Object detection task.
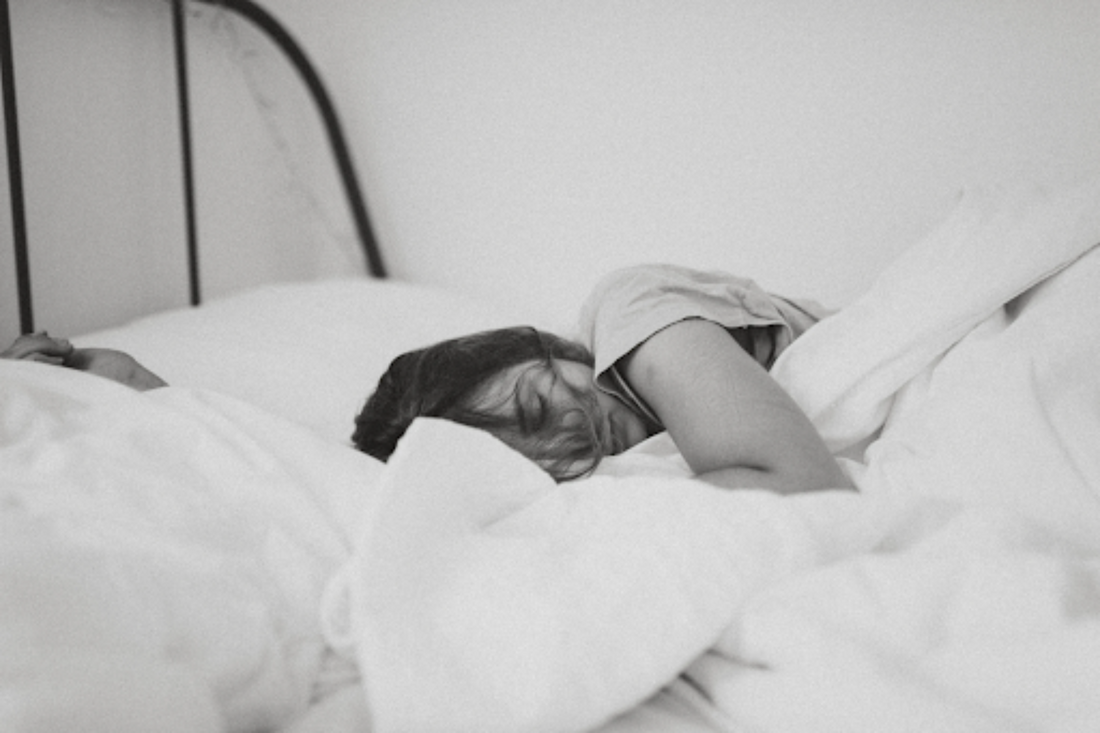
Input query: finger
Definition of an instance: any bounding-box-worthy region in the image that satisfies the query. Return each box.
[3,333,74,360]
[48,337,74,355]
[0,333,48,359]
[24,353,66,366]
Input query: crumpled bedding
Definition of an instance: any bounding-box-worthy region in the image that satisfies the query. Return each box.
[322,176,1100,733]
[0,366,382,732]
[772,176,1100,547]
[3,175,1100,733]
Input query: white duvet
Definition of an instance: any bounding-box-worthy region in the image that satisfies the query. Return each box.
[0,369,381,732]
[2,176,1099,733]
[327,177,1100,733]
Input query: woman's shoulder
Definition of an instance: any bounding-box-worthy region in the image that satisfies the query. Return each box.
[578,265,754,372]
[586,263,760,298]
[583,264,737,319]
[579,264,688,336]
[579,263,775,334]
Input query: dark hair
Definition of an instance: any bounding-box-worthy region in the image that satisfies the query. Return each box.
[352,326,607,481]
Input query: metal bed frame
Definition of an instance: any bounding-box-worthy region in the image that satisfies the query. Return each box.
[0,0,387,335]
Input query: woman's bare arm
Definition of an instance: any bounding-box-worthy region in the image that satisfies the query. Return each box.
[65,348,168,392]
[618,319,852,493]
[2,332,166,391]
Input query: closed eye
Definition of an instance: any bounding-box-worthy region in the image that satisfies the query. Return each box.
[520,394,550,433]
[513,368,551,433]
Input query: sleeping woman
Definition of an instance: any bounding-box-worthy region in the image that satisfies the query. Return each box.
[353,264,853,494]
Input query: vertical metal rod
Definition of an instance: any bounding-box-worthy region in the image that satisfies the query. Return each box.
[172,0,201,306]
[0,0,33,333]
[193,0,387,278]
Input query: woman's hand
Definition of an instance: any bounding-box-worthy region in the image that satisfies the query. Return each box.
[2,332,166,391]
[618,319,852,494]
[0,331,74,364]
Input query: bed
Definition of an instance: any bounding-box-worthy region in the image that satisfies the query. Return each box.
[4,5,1100,733]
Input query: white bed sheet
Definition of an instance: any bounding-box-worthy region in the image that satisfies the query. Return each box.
[3,177,1099,732]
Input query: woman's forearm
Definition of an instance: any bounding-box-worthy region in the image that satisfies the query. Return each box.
[620,319,852,493]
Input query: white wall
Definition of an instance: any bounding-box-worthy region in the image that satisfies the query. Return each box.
[278,0,1100,320]
[3,0,1100,346]
[0,0,364,346]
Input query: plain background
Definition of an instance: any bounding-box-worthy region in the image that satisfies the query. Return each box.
[3,0,1100,344]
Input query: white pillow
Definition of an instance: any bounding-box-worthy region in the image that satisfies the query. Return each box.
[76,278,517,444]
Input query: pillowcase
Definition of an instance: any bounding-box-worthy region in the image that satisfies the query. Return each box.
[76,278,519,444]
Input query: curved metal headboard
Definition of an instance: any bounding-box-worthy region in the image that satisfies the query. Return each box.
[0,0,30,333]
[1,0,387,334]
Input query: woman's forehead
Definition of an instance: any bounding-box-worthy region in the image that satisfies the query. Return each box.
[553,359,595,389]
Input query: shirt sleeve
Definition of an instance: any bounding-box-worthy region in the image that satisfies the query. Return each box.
[576,263,828,426]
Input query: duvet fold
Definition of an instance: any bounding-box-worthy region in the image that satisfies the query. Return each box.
[328,418,880,733]
[330,174,1100,733]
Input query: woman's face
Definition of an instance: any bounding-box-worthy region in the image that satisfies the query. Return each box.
[481,358,650,456]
